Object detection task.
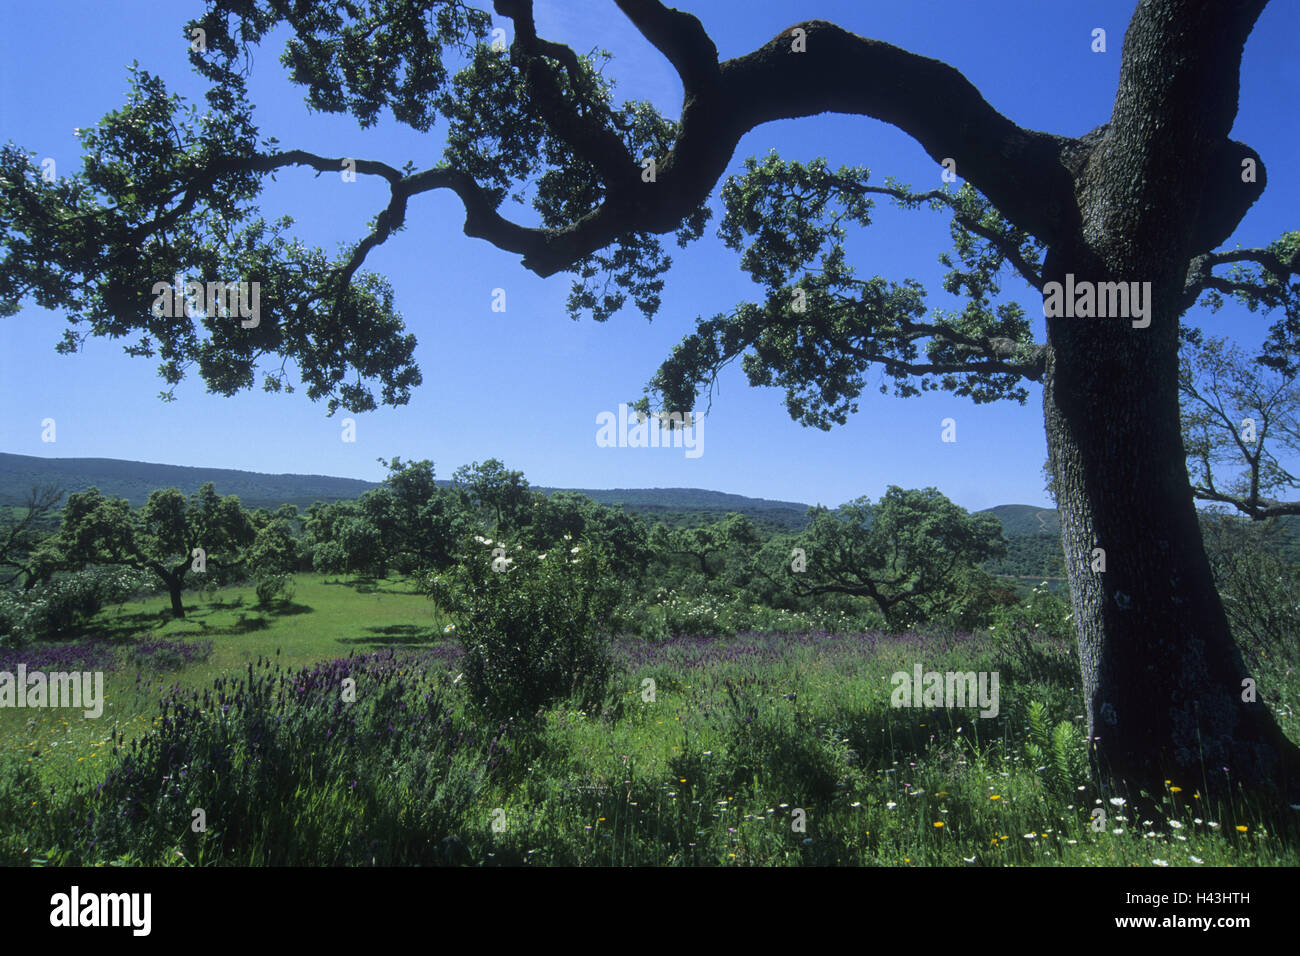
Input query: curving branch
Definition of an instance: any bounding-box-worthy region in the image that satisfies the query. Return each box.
[614,0,720,94]
[237,9,1080,282]
[1182,245,1300,312]
[493,0,636,191]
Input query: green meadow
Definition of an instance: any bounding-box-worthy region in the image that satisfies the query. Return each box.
[0,574,452,786]
[2,572,1296,867]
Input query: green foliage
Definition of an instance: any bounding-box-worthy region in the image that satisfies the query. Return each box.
[1196,231,1300,377]
[0,565,155,646]
[1200,510,1300,673]
[988,582,1073,639]
[648,512,760,581]
[3,569,1297,866]
[789,487,1006,630]
[982,532,1066,579]
[0,484,64,590]
[362,458,468,573]
[522,492,651,581]
[254,573,295,607]
[1024,700,1088,794]
[304,501,385,577]
[246,519,299,577]
[426,536,618,720]
[681,677,845,806]
[986,583,1078,685]
[40,653,506,866]
[647,154,1042,424]
[56,482,255,616]
[0,42,423,415]
[451,459,532,535]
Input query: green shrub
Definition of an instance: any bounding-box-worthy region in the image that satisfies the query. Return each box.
[1024,699,1089,794]
[985,583,1078,684]
[254,573,295,607]
[425,535,618,719]
[68,652,508,865]
[0,566,152,646]
[1200,510,1300,668]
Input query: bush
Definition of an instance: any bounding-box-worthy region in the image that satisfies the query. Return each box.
[0,566,151,646]
[64,652,509,865]
[255,573,295,607]
[985,583,1078,685]
[312,540,348,576]
[1024,699,1089,794]
[988,582,1073,639]
[425,535,618,719]
[1200,510,1300,668]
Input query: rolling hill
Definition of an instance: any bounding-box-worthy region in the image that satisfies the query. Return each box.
[1,452,1071,564]
[0,452,815,526]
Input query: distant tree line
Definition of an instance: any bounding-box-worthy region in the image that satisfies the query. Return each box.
[4,452,1297,654]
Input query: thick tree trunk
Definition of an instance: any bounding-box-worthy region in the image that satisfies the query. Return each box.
[1042,248,1300,802]
[1026,0,1300,805]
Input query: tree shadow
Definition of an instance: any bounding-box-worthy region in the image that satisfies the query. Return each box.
[252,600,313,617]
[182,611,271,636]
[338,623,444,647]
[203,613,270,635]
[319,576,419,595]
[71,609,176,644]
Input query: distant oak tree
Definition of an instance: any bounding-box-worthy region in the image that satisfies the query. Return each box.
[57,483,254,617]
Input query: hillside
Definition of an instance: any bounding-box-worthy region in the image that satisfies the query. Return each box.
[0,453,813,526]
[0,453,377,511]
[2,452,1084,568]
[980,504,1061,537]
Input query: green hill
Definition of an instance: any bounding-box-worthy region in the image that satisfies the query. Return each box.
[0,453,376,511]
[981,504,1061,537]
[0,452,1076,563]
[0,453,814,527]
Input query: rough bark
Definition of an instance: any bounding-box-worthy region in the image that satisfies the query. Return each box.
[1040,0,1299,800]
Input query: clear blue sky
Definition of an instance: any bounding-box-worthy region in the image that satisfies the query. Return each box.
[2,1,1297,511]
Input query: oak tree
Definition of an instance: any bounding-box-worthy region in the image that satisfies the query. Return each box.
[57,483,254,617]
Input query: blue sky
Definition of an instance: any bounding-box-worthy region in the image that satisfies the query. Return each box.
[2,0,1297,512]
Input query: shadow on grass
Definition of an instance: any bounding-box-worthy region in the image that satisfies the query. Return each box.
[338,623,445,647]
[254,600,313,617]
[64,595,314,646]
[182,612,271,636]
[70,609,176,644]
[318,576,420,595]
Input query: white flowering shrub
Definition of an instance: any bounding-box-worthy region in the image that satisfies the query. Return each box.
[0,566,155,647]
[424,535,618,719]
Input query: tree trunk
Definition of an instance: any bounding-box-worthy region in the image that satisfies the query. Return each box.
[1042,247,1300,803]
[166,578,186,618]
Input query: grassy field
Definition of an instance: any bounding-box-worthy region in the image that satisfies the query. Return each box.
[0,574,454,789]
[1,573,1297,866]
